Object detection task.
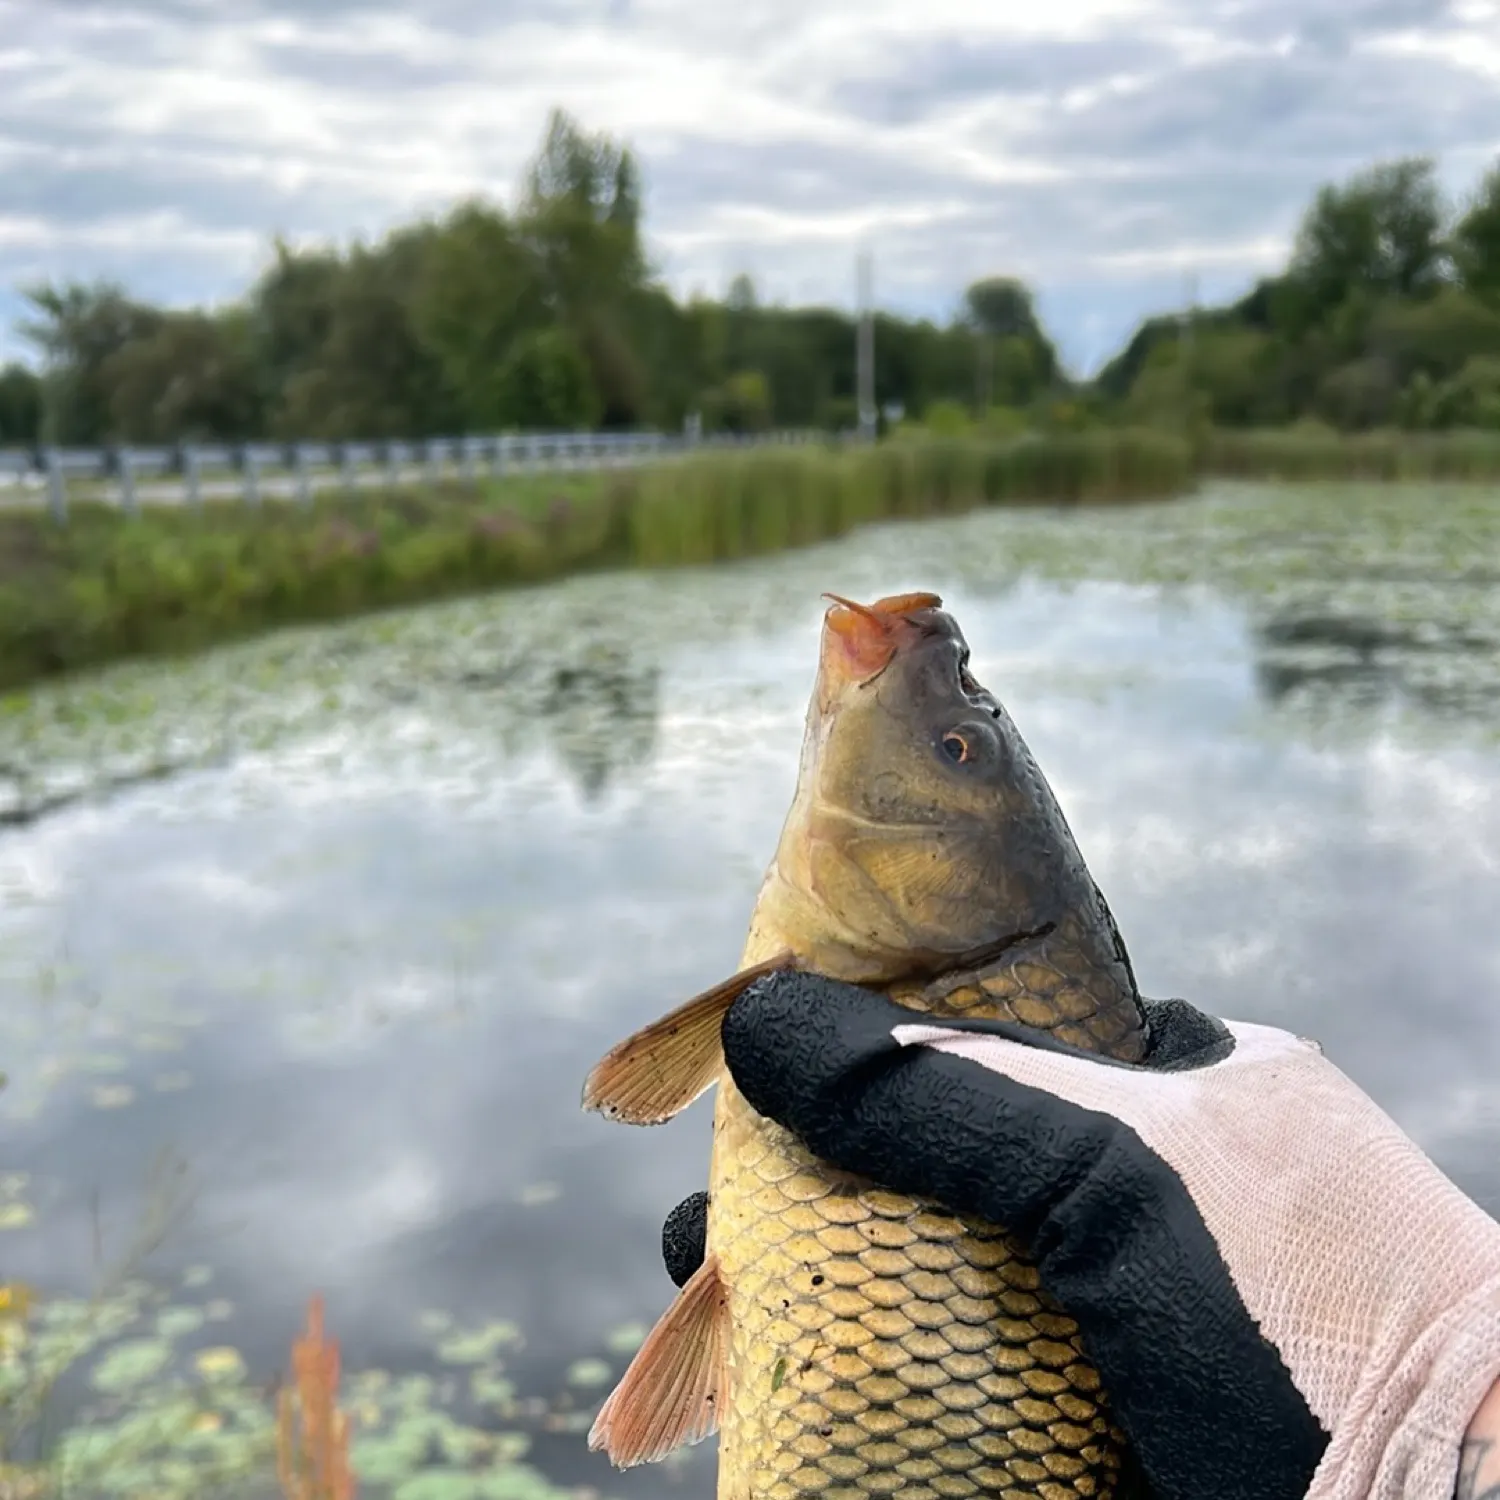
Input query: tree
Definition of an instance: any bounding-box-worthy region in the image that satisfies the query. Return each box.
[962,277,1058,398]
[1452,160,1500,309]
[101,310,263,443]
[726,274,757,313]
[1411,355,1500,429]
[410,199,547,430]
[1177,327,1282,427]
[520,109,646,316]
[18,281,165,443]
[494,327,600,429]
[573,311,650,427]
[965,278,1036,338]
[1124,341,1210,431]
[1364,288,1500,383]
[702,369,772,433]
[518,110,650,423]
[248,242,344,394]
[268,226,455,440]
[1096,153,1500,426]
[1287,157,1447,326]
[1313,356,1401,430]
[0,364,42,446]
[620,286,700,428]
[0,107,1082,444]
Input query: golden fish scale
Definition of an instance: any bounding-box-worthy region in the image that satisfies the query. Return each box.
[709,938,1147,1500]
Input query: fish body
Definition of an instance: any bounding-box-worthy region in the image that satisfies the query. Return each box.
[585,592,1149,1498]
[710,920,1144,1500]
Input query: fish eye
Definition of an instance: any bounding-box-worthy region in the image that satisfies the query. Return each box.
[940,732,971,764]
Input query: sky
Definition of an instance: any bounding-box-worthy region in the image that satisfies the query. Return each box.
[2,0,1499,378]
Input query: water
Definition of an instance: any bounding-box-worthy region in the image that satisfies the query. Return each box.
[2,480,1499,1498]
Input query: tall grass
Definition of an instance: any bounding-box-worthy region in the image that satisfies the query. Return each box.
[1202,426,1500,481]
[620,431,1190,567]
[0,432,1193,692]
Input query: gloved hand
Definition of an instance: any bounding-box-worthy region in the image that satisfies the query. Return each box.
[658,973,1500,1500]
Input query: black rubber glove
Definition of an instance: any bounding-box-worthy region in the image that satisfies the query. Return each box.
[656,971,1500,1500]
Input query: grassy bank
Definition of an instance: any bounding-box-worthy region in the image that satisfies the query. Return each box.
[0,431,1191,693]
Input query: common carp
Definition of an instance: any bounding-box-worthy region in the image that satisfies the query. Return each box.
[583,591,1149,1499]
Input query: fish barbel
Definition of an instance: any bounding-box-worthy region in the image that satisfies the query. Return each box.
[583,590,1149,1499]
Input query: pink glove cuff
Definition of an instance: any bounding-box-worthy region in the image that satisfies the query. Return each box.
[1311,1272,1500,1500]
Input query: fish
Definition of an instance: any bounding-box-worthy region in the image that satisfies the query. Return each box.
[582,590,1149,1500]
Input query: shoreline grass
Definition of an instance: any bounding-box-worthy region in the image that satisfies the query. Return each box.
[1199,425,1500,481]
[0,432,1191,695]
[4,424,1496,696]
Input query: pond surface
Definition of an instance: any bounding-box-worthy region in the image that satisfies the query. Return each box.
[2,480,1499,1499]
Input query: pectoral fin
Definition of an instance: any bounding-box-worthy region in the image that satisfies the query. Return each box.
[587,1253,730,1468]
[581,951,793,1125]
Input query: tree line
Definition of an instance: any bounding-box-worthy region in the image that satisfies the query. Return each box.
[1,110,1499,450]
[1098,156,1500,431]
[0,111,1058,449]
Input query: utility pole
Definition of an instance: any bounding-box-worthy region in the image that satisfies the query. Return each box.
[1180,269,1199,361]
[1180,267,1200,439]
[856,249,875,442]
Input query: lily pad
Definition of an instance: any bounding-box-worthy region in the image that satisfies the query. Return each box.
[604,1320,647,1355]
[80,1052,131,1074]
[435,1321,522,1365]
[391,1473,488,1500]
[565,1356,611,1389]
[0,1202,34,1230]
[89,1084,136,1110]
[193,1346,245,1381]
[91,1336,172,1393]
[468,1367,516,1411]
[155,1306,206,1340]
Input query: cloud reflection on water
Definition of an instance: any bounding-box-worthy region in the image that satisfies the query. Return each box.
[0,494,1497,1494]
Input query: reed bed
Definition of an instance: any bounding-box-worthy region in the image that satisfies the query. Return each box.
[623,431,1191,567]
[1202,426,1500,482]
[0,432,1193,692]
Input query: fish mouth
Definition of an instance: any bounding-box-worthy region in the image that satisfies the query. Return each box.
[819,591,943,694]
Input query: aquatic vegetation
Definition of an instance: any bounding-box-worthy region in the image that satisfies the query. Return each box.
[6,427,1498,697]
[0,434,1191,692]
[0,1274,269,1498]
[1202,426,1500,482]
[276,1296,355,1500]
[1,473,1497,1498]
[0,478,1494,828]
[0,1268,607,1500]
[623,431,1191,569]
[0,1129,586,1499]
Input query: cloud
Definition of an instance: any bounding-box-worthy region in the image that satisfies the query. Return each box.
[2,0,1498,372]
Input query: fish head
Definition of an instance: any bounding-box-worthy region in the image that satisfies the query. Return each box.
[771,589,1098,978]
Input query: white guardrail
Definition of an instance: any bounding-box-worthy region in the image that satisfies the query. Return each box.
[0,428,827,523]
